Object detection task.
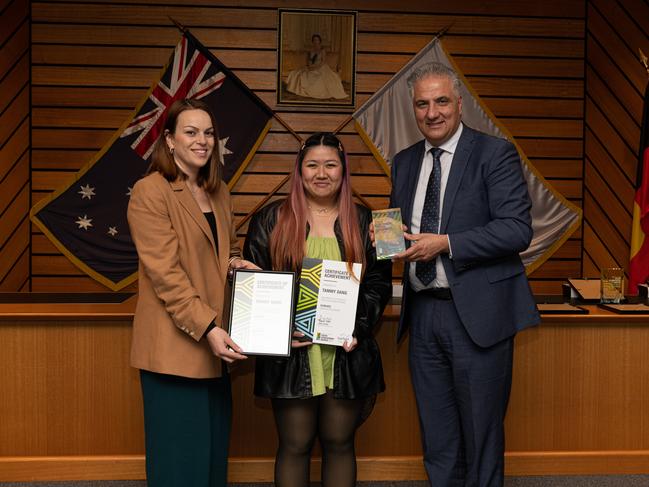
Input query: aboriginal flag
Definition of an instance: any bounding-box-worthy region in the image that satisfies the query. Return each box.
[629,84,649,294]
[30,31,273,290]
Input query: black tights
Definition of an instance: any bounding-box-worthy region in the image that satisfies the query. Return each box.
[271,390,366,487]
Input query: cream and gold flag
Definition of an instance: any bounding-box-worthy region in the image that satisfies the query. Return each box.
[353,37,581,273]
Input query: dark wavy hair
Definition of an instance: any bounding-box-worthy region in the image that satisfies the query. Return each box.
[146,98,222,193]
[269,132,365,276]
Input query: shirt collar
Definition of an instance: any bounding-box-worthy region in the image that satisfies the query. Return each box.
[424,122,463,156]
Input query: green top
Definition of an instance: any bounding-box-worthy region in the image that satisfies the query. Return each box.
[305,236,341,396]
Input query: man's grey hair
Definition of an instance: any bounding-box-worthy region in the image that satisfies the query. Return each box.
[406,62,462,97]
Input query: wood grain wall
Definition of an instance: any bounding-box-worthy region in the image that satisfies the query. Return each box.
[0,0,30,292]
[27,0,585,294]
[583,0,649,281]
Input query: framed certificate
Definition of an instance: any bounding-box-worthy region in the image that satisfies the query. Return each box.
[228,269,296,356]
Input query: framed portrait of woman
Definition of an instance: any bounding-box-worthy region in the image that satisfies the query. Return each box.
[277,9,357,109]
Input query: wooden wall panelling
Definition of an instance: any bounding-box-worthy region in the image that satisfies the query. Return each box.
[583,0,649,284]
[31,86,147,109]
[0,0,30,291]
[584,160,632,238]
[0,248,29,291]
[585,129,636,209]
[583,221,620,275]
[582,247,599,277]
[588,0,648,94]
[0,219,29,283]
[31,0,587,17]
[0,185,29,249]
[585,97,637,181]
[587,37,642,122]
[1,119,29,181]
[587,68,640,151]
[0,152,28,216]
[0,0,28,45]
[584,188,632,269]
[0,21,28,80]
[29,1,585,292]
[0,57,29,115]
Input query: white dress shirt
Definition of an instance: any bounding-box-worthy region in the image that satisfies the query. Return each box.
[409,123,463,291]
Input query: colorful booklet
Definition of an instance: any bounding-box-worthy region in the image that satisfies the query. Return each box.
[372,208,406,260]
[294,258,362,346]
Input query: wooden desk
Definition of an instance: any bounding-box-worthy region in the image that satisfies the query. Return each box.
[1,301,648,481]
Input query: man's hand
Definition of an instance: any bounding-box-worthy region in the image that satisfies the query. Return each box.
[395,233,449,262]
[206,326,248,363]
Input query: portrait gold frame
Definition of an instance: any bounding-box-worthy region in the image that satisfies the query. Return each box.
[276,9,357,109]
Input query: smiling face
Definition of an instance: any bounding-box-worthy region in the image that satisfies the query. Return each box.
[412,74,462,146]
[165,109,215,178]
[301,145,343,205]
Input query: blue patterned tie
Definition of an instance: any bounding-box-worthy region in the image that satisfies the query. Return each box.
[416,147,443,286]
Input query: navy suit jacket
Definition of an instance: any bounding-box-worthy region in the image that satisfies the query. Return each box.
[391,125,540,347]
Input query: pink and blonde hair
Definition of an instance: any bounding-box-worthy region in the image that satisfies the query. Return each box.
[269,132,365,276]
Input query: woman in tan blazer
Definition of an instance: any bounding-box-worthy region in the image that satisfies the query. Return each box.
[127,98,254,487]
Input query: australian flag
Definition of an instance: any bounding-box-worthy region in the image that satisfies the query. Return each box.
[30,31,273,290]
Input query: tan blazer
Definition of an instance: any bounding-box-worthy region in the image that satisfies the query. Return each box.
[127,172,240,379]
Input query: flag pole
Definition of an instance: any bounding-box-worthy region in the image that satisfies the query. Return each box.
[351,187,372,208]
[332,116,353,135]
[166,19,372,226]
[332,118,373,209]
[639,48,649,77]
[168,16,188,34]
[236,175,289,230]
[167,17,302,229]
[233,114,302,230]
[169,17,302,144]
[236,167,375,232]
[273,113,303,143]
[337,25,454,139]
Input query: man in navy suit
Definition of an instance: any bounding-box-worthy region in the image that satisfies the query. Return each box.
[389,62,540,486]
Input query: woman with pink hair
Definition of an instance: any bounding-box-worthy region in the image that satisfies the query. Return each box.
[244,132,391,487]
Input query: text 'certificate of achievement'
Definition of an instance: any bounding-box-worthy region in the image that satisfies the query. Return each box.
[228,269,295,356]
[294,258,361,346]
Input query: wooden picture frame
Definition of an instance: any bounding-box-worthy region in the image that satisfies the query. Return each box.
[277,8,357,109]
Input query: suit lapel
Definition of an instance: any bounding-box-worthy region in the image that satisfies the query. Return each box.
[403,140,426,227]
[441,126,475,232]
[170,180,218,257]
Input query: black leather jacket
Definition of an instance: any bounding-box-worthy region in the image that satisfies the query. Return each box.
[243,199,392,399]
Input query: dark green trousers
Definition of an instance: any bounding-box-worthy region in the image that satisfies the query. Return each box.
[140,369,232,487]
